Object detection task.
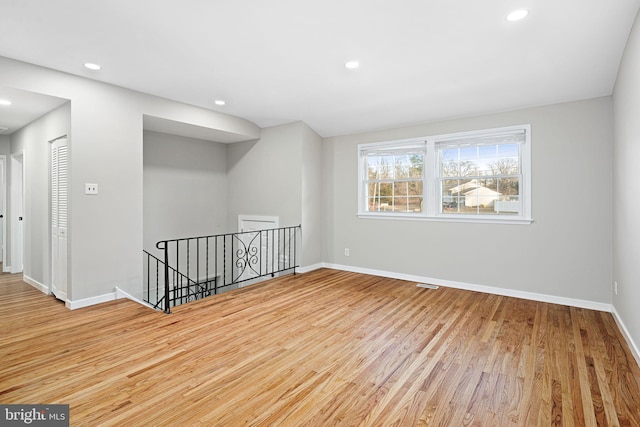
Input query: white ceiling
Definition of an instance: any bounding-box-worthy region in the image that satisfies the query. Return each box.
[1,0,639,137]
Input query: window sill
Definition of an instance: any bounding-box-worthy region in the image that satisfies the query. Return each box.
[357,213,534,225]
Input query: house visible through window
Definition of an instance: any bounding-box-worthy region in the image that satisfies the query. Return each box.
[358,125,531,223]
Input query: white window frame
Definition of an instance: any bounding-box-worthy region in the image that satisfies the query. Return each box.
[358,137,427,217]
[358,124,532,224]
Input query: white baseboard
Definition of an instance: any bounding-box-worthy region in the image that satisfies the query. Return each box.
[41,288,156,311]
[66,292,117,310]
[22,275,124,310]
[115,287,156,310]
[23,275,48,294]
[297,263,324,274]
[611,306,640,369]
[322,263,613,312]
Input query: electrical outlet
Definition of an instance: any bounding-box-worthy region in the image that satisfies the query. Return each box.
[614,281,618,295]
[85,183,98,195]
[344,248,350,256]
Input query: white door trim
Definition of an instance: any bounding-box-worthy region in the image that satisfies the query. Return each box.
[237,215,280,232]
[0,155,6,271]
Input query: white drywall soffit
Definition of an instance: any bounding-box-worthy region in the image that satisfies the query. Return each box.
[143,115,258,144]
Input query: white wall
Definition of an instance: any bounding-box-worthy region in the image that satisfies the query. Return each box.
[613,9,640,357]
[301,122,323,268]
[0,136,10,154]
[0,56,259,303]
[227,121,323,269]
[9,103,71,290]
[323,97,613,304]
[143,131,228,255]
[227,122,302,228]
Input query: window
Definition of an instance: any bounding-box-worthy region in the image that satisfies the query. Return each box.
[361,142,425,213]
[358,125,531,223]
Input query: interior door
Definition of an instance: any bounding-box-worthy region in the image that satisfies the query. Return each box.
[237,216,279,285]
[51,137,68,301]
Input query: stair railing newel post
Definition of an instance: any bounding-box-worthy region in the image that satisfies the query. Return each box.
[156,240,171,314]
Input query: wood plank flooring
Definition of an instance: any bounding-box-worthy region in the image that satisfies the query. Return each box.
[1,269,639,426]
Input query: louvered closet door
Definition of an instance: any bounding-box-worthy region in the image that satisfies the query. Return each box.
[51,137,68,301]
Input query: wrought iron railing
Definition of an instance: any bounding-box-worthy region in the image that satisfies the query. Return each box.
[143,225,300,313]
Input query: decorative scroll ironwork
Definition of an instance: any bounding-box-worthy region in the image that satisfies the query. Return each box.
[233,232,261,281]
[143,225,300,313]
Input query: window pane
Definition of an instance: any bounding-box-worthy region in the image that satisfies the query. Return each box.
[395,181,409,196]
[373,156,393,179]
[393,180,421,195]
[478,177,496,192]
[407,180,423,196]
[493,178,521,214]
[390,196,423,213]
[494,195,520,215]
[409,154,424,178]
[367,182,379,198]
[379,182,392,193]
[489,158,519,175]
[366,182,391,212]
[407,197,423,212]
[367,196,394,212]
[441,177,502,214]
[441,160,458,177]
[366,180,423,213]
[366,156,396,179]
[459,147,479,173]
[490,144,520,175]
[441,148,479,178]
[497,177,520,195]
[367,158,381,179]
[497,143,519,158]
[478,145,496,175]
[394,155,410,179]
[441,149,458,177]
[366,181,378,211]
[441,178,462,212]
[367,197,378,211]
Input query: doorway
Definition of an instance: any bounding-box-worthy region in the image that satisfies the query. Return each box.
[10,151,24,274]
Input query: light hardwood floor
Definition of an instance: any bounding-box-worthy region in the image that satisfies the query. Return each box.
[1,269,639,426]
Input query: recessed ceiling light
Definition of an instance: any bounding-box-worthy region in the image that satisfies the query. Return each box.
[84,62,101,70]
[345,61,360,69]
[214,100,226,106]
[506,9,529,22]
[0,99,11,106]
